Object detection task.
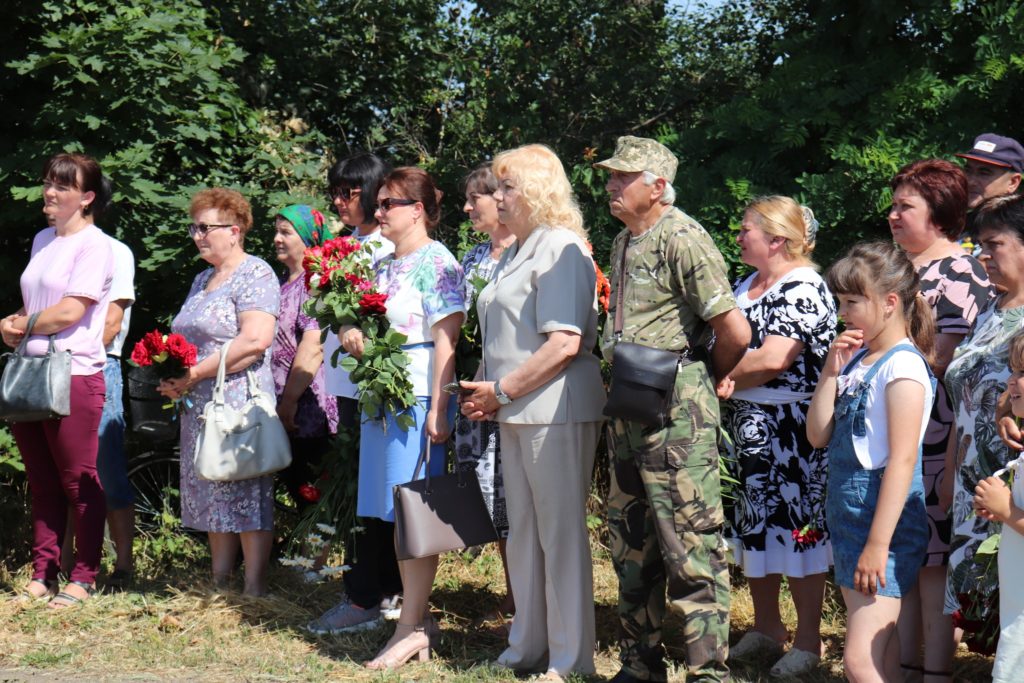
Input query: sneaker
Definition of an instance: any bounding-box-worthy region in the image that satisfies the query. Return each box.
[305,597,382,635]
[379,593,402,620]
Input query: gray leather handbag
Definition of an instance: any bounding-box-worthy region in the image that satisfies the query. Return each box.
[393,439,498,561]
[0,312,73,422]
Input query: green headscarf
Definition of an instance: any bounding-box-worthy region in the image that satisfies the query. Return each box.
[276,204,327,247]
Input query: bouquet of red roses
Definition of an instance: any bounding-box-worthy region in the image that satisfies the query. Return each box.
[302,236,416,430]
[128,330,198,381]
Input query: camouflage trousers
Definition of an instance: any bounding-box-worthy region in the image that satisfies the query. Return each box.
[607,361,730,682]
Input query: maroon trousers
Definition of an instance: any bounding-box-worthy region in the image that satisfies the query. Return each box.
[12,372,106,585]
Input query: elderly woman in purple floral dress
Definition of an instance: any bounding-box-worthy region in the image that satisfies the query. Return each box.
[159,188,280,597]
[269,205,339,508]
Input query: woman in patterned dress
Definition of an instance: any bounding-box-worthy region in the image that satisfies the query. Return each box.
[270,205,339,509]
[718,196,837,676]
[158,188,280,597]
[944,195,1024,643]
[887,159,991,682]
[338,167,466,670]
[454,162,518,629]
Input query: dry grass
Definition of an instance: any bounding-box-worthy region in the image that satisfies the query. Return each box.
[0,538,997,682]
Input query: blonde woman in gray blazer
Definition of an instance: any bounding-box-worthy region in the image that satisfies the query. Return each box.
[461,144,606,681]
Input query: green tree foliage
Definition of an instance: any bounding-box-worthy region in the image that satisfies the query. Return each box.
[2,0,1023,317]
[0,0,326,324]
[673,0,1024,268]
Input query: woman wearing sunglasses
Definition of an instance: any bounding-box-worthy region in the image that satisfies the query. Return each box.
[338,167,465,670]
[157,188,280,597]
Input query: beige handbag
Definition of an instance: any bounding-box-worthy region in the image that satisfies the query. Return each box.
[193,339,291,481]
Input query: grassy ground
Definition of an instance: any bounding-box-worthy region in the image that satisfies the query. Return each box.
[0,530,996,682]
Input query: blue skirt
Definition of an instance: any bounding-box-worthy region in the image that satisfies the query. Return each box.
[356,398,451,522]
[826,465,927,598]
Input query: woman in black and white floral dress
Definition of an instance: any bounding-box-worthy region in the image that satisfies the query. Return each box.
[716,196,836,677]
[453,163,518,628]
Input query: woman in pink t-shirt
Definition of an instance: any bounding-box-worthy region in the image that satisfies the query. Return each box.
[0,153,114,607]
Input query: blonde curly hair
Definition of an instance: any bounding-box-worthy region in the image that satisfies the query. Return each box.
[492,144,586,240]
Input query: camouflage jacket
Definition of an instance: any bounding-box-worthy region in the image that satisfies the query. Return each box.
[601,206,737,361]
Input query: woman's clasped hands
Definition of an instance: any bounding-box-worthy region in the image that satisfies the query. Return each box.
[458,380,498,422]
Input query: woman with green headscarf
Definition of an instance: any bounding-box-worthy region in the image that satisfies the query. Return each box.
[270,205,339,532]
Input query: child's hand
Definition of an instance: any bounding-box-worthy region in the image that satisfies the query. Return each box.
[826,329,864,376]
[854,541,888,596]
[974,476,1012,522]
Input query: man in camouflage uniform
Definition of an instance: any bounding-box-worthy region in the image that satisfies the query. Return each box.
[596,137,751,682]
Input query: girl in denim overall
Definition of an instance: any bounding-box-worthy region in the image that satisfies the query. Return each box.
[808,241,935,681]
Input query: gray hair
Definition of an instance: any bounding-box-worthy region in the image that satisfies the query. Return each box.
[642,171,676,205]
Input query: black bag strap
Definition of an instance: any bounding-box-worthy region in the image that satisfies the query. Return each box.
[613,236,629,338]
[611,235,698,363]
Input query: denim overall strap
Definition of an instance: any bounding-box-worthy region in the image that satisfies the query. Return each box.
[842,344,930,438]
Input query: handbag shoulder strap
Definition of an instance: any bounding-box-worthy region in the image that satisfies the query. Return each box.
[613,235,630,337]
[212,338,233,404]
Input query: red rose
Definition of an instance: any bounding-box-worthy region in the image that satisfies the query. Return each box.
[357,292,388,316]
[130,341,153,366]
[344,273,371,291]
[335,237,361,258]
[141,329,166,356]
[298,483,322,503]
[165,333,197,366]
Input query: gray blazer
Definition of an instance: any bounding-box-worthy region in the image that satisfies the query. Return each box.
[478,226,607,425]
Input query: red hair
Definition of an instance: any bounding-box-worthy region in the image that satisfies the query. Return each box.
[890,159,968,240]
[189,188,253,236]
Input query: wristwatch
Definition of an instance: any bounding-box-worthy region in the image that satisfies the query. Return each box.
[494,379,513,406]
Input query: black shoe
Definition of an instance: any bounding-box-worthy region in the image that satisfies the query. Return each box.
[609,669,648,683]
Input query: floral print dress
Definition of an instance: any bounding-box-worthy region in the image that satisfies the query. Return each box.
[916,253,992,566]
[722,267,837,578]
[944,298,1024,615]
[172,256,280,532]
[454,241,509,537]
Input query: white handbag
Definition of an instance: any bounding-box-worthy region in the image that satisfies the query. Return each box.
[193,339,292,481]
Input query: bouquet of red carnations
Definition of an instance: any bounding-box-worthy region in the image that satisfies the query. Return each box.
[128,330,198,381]
[302,236,416,430]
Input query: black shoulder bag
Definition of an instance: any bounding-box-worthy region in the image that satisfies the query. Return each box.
[603,236,697,429]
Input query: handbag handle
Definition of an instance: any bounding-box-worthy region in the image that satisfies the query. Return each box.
[211,338,264,406]
[409,430,461,496]
[10,312,57,357]
[211,338,233,405]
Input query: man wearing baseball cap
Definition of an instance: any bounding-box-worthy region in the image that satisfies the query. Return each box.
[956,133,1023,208]
[597,136,750,682]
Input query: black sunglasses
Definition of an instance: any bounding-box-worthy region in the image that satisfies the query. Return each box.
[329,186,361,201]
[374,198,418,213]
[188,222,234,238]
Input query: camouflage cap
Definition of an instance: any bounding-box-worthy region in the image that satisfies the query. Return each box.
[594,136,678,183]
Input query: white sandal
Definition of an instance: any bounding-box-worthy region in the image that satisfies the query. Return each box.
[729,630,786,660]
[770,647,822,678]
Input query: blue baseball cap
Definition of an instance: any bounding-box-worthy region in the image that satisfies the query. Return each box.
[956,133,1024,173]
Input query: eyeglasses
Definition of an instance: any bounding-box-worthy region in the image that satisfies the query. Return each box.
[188,222,234,238]
[374,198,418,213]
[329,186,361,201]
